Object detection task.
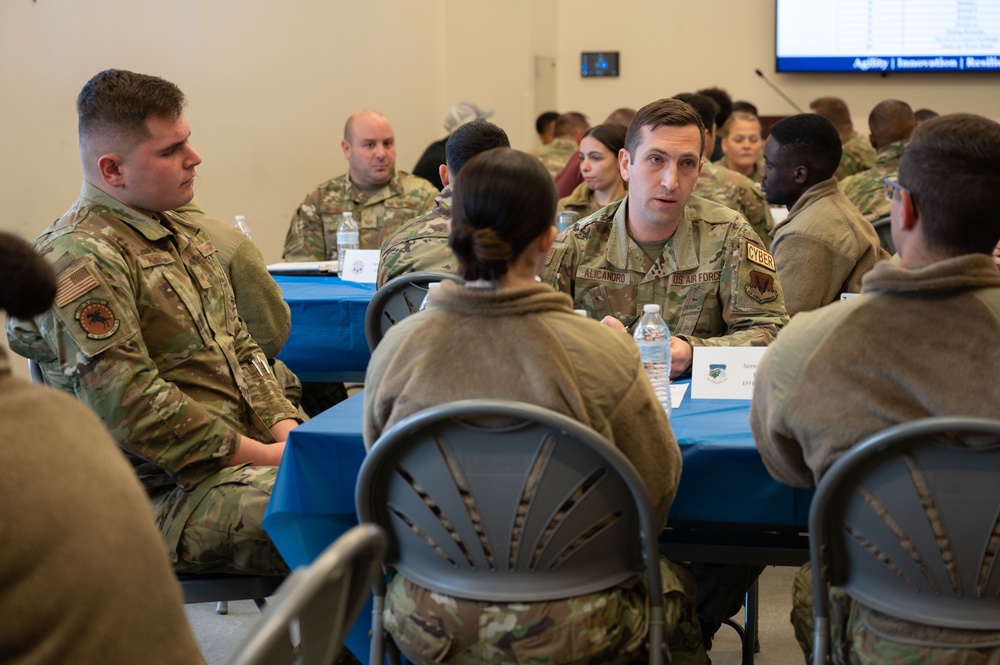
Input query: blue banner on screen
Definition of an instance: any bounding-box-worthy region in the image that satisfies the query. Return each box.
[776,0,1000,74]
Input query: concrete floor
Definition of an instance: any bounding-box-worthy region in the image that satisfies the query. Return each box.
[186,565,806,665]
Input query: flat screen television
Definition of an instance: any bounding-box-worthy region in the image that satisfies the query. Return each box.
[581,52,619,77]
[776,0,1000,73]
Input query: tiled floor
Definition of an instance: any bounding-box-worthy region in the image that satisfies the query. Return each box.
[186,565,806,665]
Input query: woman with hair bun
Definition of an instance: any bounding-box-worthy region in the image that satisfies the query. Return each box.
[558,123,628,218]
[0,232,203,663]
[363,149,705,665]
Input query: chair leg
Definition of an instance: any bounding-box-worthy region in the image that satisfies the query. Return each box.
[215,601,229,615]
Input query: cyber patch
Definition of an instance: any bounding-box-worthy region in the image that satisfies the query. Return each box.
[745,270,778,304]
[75,298,120,339]
[746,243,776,272]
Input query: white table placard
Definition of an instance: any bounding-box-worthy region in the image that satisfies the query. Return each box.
[266,260,338,275]
[690,346,768,400]
[339,249,380,284]
[670,382,688,409]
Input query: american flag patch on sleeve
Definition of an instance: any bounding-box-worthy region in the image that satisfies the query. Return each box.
[54,264,99,308]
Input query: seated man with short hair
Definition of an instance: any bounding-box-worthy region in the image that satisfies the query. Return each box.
[752,113,1000,664]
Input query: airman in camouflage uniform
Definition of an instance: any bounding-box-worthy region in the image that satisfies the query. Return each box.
[697,159,774,249]
[283,108,438,261]
[541,194,787,349]
[283,169,438,261]
[529,112,590,178]
[836,129,877,180]
[6,69,298,576]
[377,186,456,287]
[838,140,906,221]
[838,100,916,221]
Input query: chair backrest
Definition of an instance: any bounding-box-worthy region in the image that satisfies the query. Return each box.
[355,399,663,603]
[225,524,387,665]
[870,215,895,254]
[364,272,461,351]
[810,415,1000,658]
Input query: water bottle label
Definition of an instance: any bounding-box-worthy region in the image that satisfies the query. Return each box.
[337,232,359,245]
[637,340,668,364]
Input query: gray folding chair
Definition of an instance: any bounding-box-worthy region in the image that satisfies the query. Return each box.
[226,524,387,665]
[363,272,461,351]
[356,399,669,665]
[810,416,1000,665]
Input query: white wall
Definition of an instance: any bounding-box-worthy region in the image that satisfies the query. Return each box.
[2,0,999,378]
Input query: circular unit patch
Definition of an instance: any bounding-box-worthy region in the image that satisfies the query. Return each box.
[75,298,120,339]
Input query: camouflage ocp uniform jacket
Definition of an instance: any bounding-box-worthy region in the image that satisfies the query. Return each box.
[376,186,456,287]
[6,182,300,497]
[838,140,907,221]
[529,137,578,179]
[541,194,788,347]
[282,169,438,261]
[835,130,877,181]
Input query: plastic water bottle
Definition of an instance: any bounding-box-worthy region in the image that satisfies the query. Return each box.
[633,304,671,416]
[234,215,252,239]
[336,211,359,278]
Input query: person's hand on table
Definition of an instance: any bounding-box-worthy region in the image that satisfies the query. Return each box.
[670,336,693,379]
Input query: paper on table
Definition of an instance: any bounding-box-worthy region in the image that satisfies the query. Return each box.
[338,249,380,284]
[266,261,338,275]
[671,382,688,409]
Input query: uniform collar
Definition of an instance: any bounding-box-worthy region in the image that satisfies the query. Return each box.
[875,140,907,165]
[607,194,700,275]
[79,181,172,241]
[775,177,841,232]
[343,170,402,205]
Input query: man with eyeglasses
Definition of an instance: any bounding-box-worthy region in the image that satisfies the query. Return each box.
[761,113,889,315]
[751,113,1000,664]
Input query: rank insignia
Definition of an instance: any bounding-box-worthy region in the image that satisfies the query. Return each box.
[75,298,120,339]
[707,363,728,384]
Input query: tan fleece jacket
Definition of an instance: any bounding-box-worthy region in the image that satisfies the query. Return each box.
[771,177,889,316]
[363,280,681,519]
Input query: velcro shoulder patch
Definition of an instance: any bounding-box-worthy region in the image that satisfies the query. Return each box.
[746,243,776,272]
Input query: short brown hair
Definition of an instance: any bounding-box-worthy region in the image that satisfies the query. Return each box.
[624,98,705,160]
[809,96,851,130]
[77,69,185,154]
[899,113,1000,256]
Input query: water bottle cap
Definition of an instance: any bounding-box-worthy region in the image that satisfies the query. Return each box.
[427,282,442,289]
[342,211,353,218]
[573,309,589,317]
[234,215,245,223]
[643,304,661,313]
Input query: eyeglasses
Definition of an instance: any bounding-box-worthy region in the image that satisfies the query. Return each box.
[883,177,911,202]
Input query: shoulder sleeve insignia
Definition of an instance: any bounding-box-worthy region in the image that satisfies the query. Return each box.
[746,243,776,272]
[745,270,778,304]
[55,264,99,308]
[75,298,120,339]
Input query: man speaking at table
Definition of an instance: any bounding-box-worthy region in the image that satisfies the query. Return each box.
[283,108,438,261]
[751,113,1000,663]
[541,97,788,379]
[7,69,300,576]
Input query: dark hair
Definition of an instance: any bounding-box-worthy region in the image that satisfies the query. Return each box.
[767,113,843,181]
[673,93,719,133]
[696,87,733,128]
[77,69,185,153]
[554,112,589,138]
[914,108,940,123]
[535,111,559,135]
[604,107,637,129]
[445,120,511,174]
[899,113,1000,255]
[625,98,705,160]
[0,233,55,319]
[449,149,556,282]
[868,99,915,146]
[733,100,759,116]
[809,96,851,130]
[581,123,627,157]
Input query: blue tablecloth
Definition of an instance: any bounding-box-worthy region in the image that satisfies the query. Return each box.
[273,275,376,382]
[263,383,813,661]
